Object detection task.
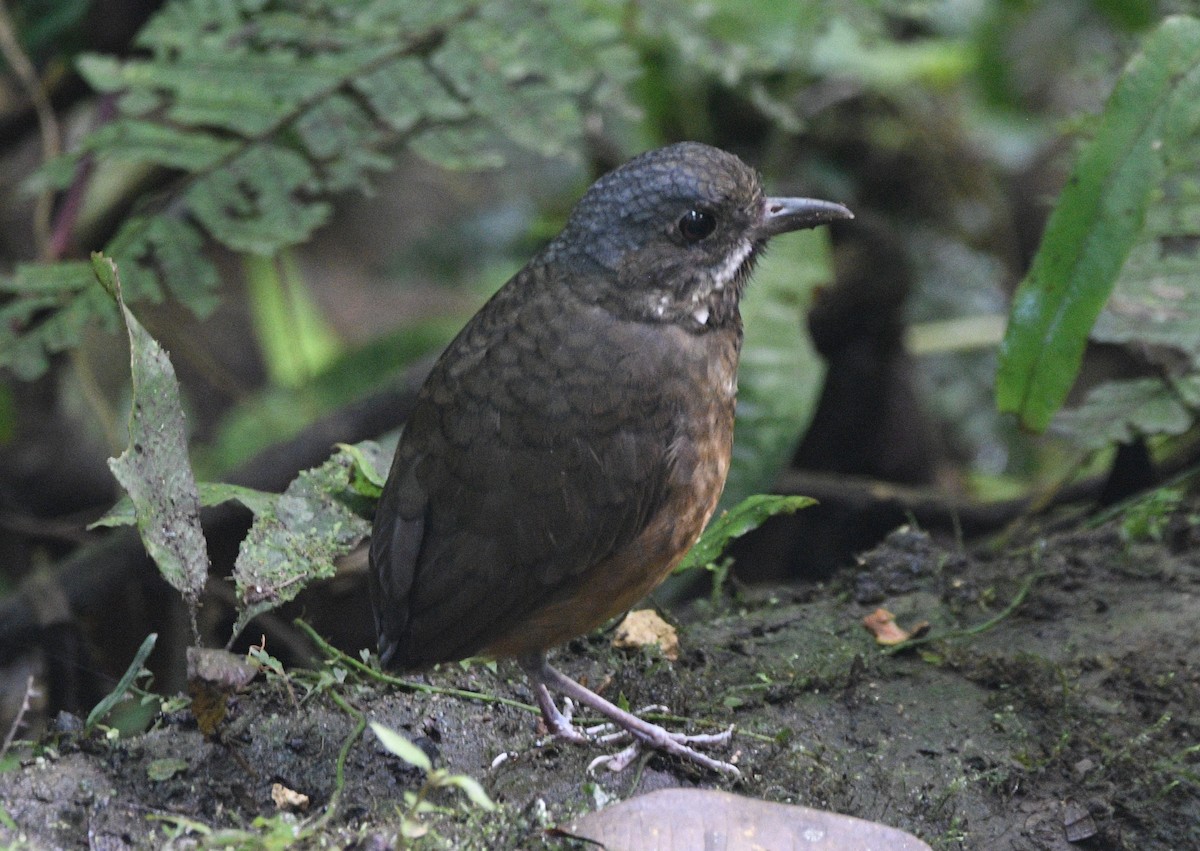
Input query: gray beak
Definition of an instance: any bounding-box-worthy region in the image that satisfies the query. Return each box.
[757,196,853,238]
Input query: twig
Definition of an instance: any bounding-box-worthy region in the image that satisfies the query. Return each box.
[0,0,62,259]
[0,675,37,762]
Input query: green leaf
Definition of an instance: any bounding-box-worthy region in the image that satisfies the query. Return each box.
[86,632,157,731]
[370,722,433,772]
[354,56,469,132]
[1119,486,1184,543]
[188,146,330,255]
[243,251,343,387]
[1052,376,1200,449]
[230,445,375,640]
[0,262,97,379]
[90,481,280,529]
[811,20,974,90]
[146,758,189,782]
[675,494,817,574]
[0,260,93,294]
[294,94,393,192]
[996,15,1200,432]
[70,115,237,171]
[6,0,638,383]
[97,255,209,623]
[336,441,388,498]
[107,217,222,317]
[440,773,498,811]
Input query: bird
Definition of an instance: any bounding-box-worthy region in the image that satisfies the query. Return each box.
[369,141,851,776]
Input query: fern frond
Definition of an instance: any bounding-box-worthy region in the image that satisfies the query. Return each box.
[1,0,636,379]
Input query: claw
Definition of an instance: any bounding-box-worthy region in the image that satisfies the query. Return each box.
[587,743,641,774]
[520,654,741,778]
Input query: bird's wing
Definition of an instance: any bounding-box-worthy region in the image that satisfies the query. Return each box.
[370,274,683,668]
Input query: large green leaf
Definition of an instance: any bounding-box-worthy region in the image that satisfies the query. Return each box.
[996,15,1200,432]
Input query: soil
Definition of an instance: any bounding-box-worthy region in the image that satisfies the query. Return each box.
[1,499,1198,850]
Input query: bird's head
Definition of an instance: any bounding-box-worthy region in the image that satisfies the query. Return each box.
[544,142,852,329]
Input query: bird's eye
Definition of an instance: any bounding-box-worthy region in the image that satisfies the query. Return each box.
[678,209,716,243]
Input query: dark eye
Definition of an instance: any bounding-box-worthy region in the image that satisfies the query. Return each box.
[678,209,716,243]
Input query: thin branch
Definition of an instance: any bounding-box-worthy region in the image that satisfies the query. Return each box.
[0,0,62,260]
[0,675,38,762]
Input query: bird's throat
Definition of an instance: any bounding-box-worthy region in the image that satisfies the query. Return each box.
[685,238,759,329]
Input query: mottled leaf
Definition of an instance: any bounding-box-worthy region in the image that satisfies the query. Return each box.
[230,444,379,640]
[97,254,208,632]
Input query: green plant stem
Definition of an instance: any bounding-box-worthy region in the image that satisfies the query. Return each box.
[0,0,60,258]
[307,690,367,833]
[885,571,1043,654]
[295,618,537,714]
[295,618,773,742]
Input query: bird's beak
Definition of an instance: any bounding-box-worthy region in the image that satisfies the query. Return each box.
[757,196,853,238]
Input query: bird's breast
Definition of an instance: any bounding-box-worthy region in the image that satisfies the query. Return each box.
[482,321,740,658]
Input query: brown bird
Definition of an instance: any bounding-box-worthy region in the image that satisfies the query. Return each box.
[369,142,851,775]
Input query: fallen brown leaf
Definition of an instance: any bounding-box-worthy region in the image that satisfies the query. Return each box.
[612,609,679,661]
[271,782,309,811]
[186,647,259,736]
[559,788,932,850]
[862,608,930,646]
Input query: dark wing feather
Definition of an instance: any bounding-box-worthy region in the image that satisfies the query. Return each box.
[369,267,680,668]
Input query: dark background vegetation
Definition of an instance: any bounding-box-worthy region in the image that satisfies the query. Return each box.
[0,0,1198,848]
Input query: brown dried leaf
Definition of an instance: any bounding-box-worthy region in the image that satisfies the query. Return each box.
[612,610,679,661]
[559,788,932,851]
[862,608,930,646]
[186,647,259,690]
[186,647,259,737]
[271,782,310,811]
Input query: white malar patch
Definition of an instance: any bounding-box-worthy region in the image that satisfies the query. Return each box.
[712,238,754,291]
[653,293,670,318]
[692,305,710,325]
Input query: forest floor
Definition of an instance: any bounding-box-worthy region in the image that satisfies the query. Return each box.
[1,495,1198,850]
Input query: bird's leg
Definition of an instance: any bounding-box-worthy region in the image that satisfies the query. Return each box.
[518,653,740,778]
[529,681,589,744]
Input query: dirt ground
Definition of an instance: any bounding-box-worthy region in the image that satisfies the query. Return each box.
[1,497,1198,850]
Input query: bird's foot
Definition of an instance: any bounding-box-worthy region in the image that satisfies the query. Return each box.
[531,688,590,744]
[520,655,741,778]
[586,722,737,775]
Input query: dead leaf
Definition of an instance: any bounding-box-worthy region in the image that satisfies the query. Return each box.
[862,608,930,646]
[558,788,932,850]
[271,782,310,811]
[1063,798,1097,842]
[612,610,679,661]
[186,647,259,736]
